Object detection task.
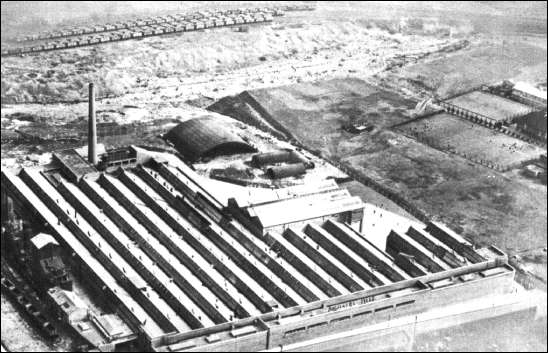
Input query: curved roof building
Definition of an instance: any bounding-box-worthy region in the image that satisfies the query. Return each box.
[165,116,256,161]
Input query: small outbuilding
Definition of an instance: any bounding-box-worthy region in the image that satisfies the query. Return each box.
[29,233,72,290]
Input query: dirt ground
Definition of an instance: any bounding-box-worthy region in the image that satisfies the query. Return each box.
[211,78,416,147]
[398,113,545,167]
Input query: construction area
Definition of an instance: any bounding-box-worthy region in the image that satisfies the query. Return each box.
[1,1,546,352]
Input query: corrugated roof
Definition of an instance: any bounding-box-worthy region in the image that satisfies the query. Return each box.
[165,116,255,161]
[246,189,364,229]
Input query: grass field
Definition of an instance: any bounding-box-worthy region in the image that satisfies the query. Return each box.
[398,113,544,167]
[446,91,533,122]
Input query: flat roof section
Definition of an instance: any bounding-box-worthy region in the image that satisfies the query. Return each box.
[53,149,97,182]
[242,190,364,230]
[234,179,340,208]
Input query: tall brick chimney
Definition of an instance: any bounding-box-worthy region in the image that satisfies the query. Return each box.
[88,83,97,165]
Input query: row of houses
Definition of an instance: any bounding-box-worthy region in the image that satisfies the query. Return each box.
[16,7,284,43]
[2,11,275,56]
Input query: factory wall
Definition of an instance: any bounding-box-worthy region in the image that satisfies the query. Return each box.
[153,262,514,351]
[267,268,514,349]
[264,211,361,236]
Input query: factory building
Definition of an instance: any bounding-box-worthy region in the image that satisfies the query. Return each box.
[0,148,523,351]
[0,94,527,351]
[28,233,72,291]
[228,188,365,236]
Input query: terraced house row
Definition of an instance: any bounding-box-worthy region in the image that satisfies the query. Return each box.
[2,7,278,57]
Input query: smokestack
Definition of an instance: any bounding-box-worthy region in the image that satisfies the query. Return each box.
[88,83,97,165]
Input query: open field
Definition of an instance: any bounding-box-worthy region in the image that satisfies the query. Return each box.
[211,78,416,145]
[379,41,548,99]
[446,91,533,122]
[341,130,547,252]
[398,113,545,168]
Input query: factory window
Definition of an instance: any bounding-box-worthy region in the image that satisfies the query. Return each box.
[353,311,372,318]
[284,327,306,336]
[374,306,392,313]
[396,300,415,307]
[308,322,328,330]
[332,315,351,323]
